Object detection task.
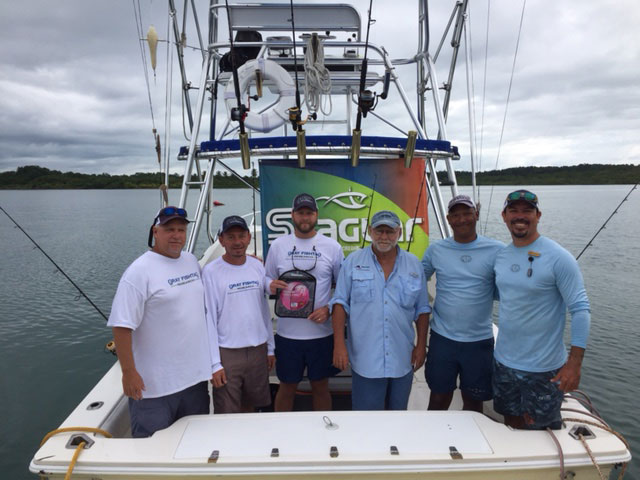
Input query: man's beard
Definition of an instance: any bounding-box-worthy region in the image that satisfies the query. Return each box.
[373,239,397,252]
[294,217,317,234]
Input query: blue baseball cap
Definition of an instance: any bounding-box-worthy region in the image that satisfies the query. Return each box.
[219,215,249,234]
[503,190,539,211]
[370,210,401,229]
[292,193,318,212]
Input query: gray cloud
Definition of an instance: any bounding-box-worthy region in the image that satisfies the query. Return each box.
[0,1,638,175]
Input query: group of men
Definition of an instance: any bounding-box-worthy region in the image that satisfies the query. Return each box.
[108,189,590,437]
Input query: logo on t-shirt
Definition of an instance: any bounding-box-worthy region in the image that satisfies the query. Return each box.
[460,255,472,263]
[287,249,322,259]
[228,280,261,293]
[167,271,200,287]
[510,264,521,272]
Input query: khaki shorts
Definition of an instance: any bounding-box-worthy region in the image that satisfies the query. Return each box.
[213,343,271,413]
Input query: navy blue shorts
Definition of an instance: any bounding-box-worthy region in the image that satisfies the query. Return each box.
[128,381,210,438]
[492,359,564,430]
[425,331,494,401]
[275,334,339,383]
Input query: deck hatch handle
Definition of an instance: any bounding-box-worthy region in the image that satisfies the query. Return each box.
[208,449,219,463]
[449,446,463,460]
[330,446,339,458]
[390,445,399,455]
[271,447,279,458]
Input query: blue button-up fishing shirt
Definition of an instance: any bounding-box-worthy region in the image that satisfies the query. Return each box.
[330,246,431,378]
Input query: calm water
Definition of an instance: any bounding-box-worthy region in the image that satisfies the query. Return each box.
[0,186,638,479]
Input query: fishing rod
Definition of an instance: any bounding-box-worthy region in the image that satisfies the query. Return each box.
[361,173,378,248]
[251,161,258,256]
[224,0,251,169]
[0,205,109,322]
[350,0,374,168]
[350,0,391,167]
[576,183,638,261]
[406,165,427,251]
[287,0,313,168]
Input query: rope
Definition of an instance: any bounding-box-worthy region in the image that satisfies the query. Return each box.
[579,433,607,480]
[64,442,86,480]
[40,426,113,447]
[565,392,602,418]
[304,35,332,116]
[40,427,112,480]
[482,0,526,234]
[544,428,565,480]
[562,417,630,479]
[561,408,609,429]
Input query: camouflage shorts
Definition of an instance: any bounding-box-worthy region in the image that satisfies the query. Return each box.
[492,359,564,430]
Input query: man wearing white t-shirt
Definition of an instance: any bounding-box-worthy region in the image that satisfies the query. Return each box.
[266,193,344,411]
[202,215,275,413]
[107,207,213,438]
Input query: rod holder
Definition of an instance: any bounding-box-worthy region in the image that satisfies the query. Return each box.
[404,130,417,168]
[239,132,251,170]
[255,69,263,98]
[296,129,307,168]
[350,129,362,167]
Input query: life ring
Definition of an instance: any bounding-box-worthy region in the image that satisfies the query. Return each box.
[224,58,296,133]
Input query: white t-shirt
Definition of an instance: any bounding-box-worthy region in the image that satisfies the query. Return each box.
[107,251,213,398]
[202,256,275,372]
[265,233,344,339]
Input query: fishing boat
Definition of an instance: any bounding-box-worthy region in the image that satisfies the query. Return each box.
[30,1,631,479]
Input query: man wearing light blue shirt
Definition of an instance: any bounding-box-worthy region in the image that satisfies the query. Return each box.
[331,210,431,410]
[422,195,504,412]
[494,190,590,430]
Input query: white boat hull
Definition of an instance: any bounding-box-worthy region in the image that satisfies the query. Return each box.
[30,361,630,480]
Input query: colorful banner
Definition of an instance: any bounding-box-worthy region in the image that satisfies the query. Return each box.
[259,158,429,258]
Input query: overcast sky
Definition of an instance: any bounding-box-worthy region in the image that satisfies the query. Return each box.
[1,1,638,175]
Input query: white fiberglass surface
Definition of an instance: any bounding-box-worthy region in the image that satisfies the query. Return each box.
[174,411,492,460]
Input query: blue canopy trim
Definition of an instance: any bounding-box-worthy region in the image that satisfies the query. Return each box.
[179,135,459,160]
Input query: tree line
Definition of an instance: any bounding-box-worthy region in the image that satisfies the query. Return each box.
[0,163,638,189]
[0,165,258,189]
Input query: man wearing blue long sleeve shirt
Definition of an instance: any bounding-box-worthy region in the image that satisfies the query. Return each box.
[331,210,431,410]
[422,195,504,412]
[494,190,590,430]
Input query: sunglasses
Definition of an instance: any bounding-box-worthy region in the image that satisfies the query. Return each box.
[157,207,187,218]
[506,191,538,204]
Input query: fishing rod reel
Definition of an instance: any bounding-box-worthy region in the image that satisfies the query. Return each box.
[230,104,249,123]
[288,106,317,130]
[287,106,314,168]
[357,70,391,118]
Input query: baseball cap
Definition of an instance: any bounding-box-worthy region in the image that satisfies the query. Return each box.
[447,194,476,212]
[154,206,190,225]
[503,190,539,210]
[292,193,318,212]
[219,215,249,234]
[370,210,401,229]
[148,206,190,247]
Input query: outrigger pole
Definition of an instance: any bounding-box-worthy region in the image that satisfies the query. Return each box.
[224,0,251,169]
